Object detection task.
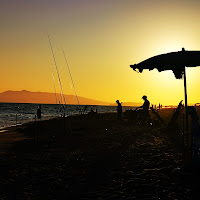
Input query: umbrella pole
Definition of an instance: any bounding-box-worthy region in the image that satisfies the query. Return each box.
[183,67,192,164]
[184,67,188,124]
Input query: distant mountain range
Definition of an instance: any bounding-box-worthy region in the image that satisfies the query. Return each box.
[0,90,141,106]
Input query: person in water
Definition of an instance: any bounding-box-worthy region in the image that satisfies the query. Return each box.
[37,104,41,119]
[116,100,122,120]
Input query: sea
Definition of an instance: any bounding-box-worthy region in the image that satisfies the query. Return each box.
[0,103,135,129]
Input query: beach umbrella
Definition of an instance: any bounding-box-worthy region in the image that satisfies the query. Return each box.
[131,48,200,77]
[130,48,200,109]
[130,48,200,163]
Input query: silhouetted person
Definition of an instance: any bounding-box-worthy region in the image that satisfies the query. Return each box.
[167,100,183,131]
[188,106,200,160]
[116,100,122,120]
[136,95,150,124]
[136,95,150,113]
[88,108,95,115]
[37,104,41,119]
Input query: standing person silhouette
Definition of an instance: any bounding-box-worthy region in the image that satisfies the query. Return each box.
[136,95,150,124]
[188,106,200,160]
[116,100,122,120]
[37,104,41,119]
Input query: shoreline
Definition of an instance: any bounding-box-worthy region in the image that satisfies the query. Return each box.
[0,102,125,130]
[0,106,172,131]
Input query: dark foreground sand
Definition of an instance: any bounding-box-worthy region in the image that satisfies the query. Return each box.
[0,110,194,199]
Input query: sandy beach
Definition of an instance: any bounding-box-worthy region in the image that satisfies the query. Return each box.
[0,109,193,199]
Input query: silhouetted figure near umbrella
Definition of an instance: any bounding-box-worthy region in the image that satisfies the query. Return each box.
[188,106,200,161]
[168,100,183,129]
[136,95,150,125]
[136,95,150,112]
[37,104,41,119]
[116,100,122,120]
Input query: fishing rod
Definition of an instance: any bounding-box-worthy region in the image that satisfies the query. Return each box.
[51,69,58,105]
[48,35,67,107]
[62,47,85,132]
[52,69,65,116]
[52,66,65,106]
[62,47,82,113]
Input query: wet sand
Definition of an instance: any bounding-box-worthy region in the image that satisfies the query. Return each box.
[0,110,192,199]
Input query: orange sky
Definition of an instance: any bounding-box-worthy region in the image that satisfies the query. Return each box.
[1,0,200,106]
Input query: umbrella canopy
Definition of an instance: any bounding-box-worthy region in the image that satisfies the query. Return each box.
[130,48,200,79]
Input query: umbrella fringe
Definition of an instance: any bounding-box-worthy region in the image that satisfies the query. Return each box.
[173,69,184,79]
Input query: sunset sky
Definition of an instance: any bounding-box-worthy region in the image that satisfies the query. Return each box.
[1,0,200,106]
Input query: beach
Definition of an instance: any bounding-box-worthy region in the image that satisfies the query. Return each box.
[0,109,192,199]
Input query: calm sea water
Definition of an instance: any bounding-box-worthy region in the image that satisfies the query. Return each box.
[0,103,135,129]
